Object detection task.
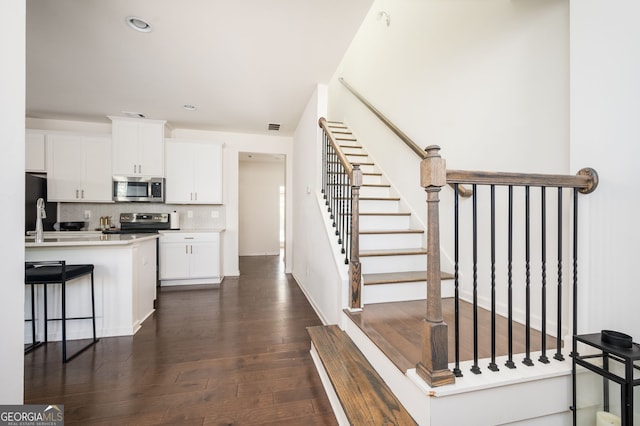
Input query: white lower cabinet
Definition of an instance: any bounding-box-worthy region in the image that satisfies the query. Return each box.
[159,231,223,286]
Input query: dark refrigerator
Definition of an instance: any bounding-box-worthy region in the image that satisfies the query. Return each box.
[25,173,57,234]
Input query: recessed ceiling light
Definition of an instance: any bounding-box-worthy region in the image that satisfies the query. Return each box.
[126,16,152,33]
[183,104,197,111]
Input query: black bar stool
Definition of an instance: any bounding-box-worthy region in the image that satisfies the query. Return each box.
[25,261,99,362]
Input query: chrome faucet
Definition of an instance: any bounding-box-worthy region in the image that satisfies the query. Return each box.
[35,197,46,243]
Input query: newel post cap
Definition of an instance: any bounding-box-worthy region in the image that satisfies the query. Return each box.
[421,145,446,188]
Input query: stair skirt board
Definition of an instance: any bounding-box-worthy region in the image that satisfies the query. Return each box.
[363,281,454,304]
[310,343,350,426]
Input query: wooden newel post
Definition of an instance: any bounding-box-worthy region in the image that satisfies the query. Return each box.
[349,165,363,310]
[416,145,455,387]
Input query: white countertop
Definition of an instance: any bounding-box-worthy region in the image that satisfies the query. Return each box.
[158,228,225,234]
[25,232,159,247]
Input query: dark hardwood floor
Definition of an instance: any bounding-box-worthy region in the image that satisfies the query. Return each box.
[24,255,337,425]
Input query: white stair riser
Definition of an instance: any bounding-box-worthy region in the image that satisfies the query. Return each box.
[360,215,411,231]
[342,148,364,156]
[360,186,391,198]
[362,175,384,185]
[362,280,455,304]
[357,164,379,174]
[360,233,423,251]
[345,154,370,163]
[360,199,400,213]
[360,254,427,274]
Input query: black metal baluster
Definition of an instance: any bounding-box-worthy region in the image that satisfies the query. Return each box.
[505,185,516,369]
[345,182,351,264]
[471,184,481,374]
[554,187,564,361]
[453,184,462,377]
[322,131,327,200]
[337,167,343,241]
[571,188,579,357]
[331,150,337,225]
[539,187,549,364]
[523,186,533,366]
[489,185,498,371]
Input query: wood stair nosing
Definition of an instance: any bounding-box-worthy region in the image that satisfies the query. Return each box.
[363,270,454,285]
[360,229,424,235]
[308,325,416,426]
[359,248,428,257]
[339,144,363,149]
[359,212,411,217]
[362,183,391,188]
[328,160,375,166]
[333,196,400,202]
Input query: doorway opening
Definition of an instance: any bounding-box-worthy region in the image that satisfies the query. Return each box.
[238,152,286,266]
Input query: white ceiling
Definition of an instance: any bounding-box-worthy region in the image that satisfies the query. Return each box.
[26,0,373,136]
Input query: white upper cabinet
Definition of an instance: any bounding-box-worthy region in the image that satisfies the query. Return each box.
[110,116,165,177]
[46,133,112,202]
[165,139,223,204]
[25,130,46,172]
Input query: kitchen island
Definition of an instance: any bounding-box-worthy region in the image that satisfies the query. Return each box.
[25,232,159,343]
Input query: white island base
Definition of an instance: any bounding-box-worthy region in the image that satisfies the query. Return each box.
[25,233,158,343]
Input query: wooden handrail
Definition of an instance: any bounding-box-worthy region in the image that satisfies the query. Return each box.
[339,78,425,159]
[339,77,473,198]
[447,167,599,193]
[319,117,354,177]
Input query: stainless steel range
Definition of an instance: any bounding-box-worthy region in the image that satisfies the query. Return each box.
[103,213,170,234]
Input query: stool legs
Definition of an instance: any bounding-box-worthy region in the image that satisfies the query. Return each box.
[61,271,98,363]
[24,283,42,354]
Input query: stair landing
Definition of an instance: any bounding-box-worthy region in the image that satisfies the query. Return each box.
[344,299,560,373]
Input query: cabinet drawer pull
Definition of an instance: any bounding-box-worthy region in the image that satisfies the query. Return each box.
[184,237,195,240]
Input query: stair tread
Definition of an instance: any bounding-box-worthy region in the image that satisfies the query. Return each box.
[360,248,428,257]
[308,325,416,425]
[360,212,410,216]
[361,196,400,201]
[363,270,454,285]
[360,229,423,235]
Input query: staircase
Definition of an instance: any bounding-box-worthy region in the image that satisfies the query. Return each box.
[326,121,453,305]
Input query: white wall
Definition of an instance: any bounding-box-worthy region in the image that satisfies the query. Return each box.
[327,0,572,330]
[330,0,570,224]
[0,0,25,403]
[292,85,348,325]
[239,159,284,256]
[570,0,640,340]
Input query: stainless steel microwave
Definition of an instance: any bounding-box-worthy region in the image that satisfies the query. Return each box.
[113,176,165,202]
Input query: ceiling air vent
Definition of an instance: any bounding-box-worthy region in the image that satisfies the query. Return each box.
[268,123,281,131]
[122,111,146,119]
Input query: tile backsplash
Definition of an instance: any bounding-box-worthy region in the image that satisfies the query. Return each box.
[59,203,225,230]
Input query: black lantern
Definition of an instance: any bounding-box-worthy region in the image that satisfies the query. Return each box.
[572,331,640,425]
